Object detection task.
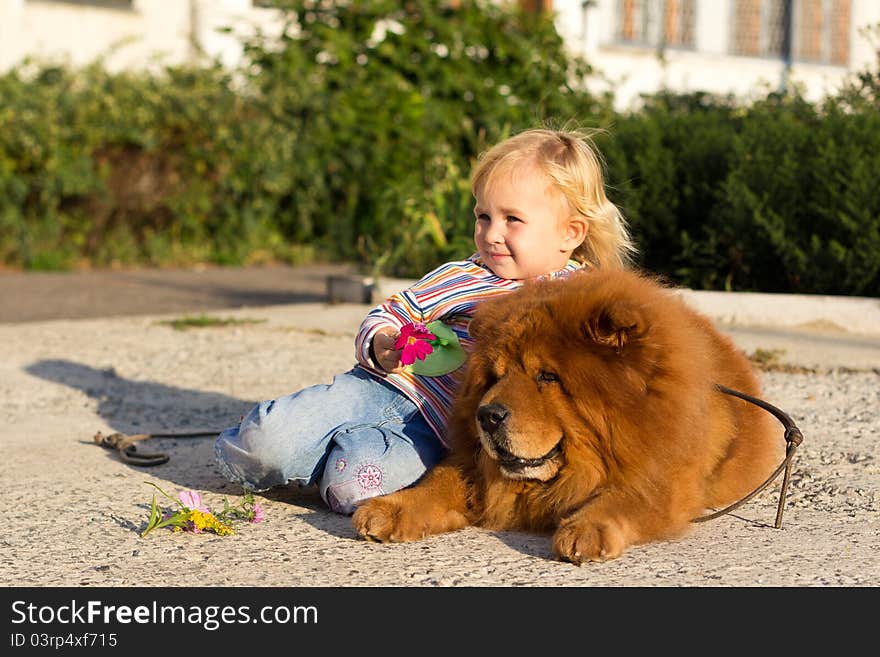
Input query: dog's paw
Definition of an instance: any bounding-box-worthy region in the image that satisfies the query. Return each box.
[352,495,425,543]
[552,518,628,565]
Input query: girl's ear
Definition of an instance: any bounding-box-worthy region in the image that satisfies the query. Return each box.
[561,215,588,251]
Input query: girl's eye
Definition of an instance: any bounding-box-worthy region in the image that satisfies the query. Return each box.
[476,213,489,222]
[506,215,522,223]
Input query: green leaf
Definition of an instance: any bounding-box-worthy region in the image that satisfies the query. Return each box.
[140,494,162,538]
[144,481,181,507]
[406,320,466,376]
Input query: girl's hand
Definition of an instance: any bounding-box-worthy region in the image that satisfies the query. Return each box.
[371,329,406,373]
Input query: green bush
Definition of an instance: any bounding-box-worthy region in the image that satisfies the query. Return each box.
[600,87,880,295]
[596,92,744,289]
[0,0,602,274]
[0,1,878,296]
[237,0,602,276]
[716,93,880,295]
[0,62,305,268]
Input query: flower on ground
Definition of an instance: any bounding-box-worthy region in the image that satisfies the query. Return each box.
[179,489,210,512]
[140,482,264,538]
[394,322,436,365]
[188,509,234,536]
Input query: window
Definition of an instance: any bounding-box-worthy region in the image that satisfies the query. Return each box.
[616,0,696,49]
[519,0,554,12]
[732,0,850,66]
[732,0,785,57]
[793,0,850,65]
[662,0,696,47]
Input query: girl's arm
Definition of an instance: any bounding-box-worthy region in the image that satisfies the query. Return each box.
[354,258,483,371]
[355,286,425,372]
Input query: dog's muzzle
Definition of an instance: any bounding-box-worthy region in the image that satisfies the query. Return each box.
[477,402,509,435]
[477,402,562,472]
[494,441,563,470]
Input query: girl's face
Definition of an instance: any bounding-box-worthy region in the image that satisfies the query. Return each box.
[473,163,584,280]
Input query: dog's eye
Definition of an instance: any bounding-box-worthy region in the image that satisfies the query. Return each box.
[537,370,559,384]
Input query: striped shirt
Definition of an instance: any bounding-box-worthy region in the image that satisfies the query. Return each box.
[354,253,586,446]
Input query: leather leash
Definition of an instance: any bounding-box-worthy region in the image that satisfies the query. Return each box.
[93,430,219,467]
[92,385,803,527]
[691,384,804,529]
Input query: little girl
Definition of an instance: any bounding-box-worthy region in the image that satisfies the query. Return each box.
[215,128,637,514]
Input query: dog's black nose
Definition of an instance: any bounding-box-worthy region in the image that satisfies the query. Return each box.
[478,403,509,434]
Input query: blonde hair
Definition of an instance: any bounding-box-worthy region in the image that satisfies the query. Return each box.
[470,128,636,270]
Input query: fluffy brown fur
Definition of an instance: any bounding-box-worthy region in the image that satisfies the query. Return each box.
[353,269,782,563]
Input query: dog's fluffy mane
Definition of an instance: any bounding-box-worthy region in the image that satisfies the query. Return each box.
[448,269,777,535]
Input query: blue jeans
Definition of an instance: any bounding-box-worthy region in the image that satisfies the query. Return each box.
[214,367,446,514]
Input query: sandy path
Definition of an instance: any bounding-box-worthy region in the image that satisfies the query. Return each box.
[1,303,877,586]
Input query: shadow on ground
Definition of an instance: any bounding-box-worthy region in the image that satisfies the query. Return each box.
[23,358,587,559]
[278,487,360,540]
[26,359,253,493]
[23,358,381,543]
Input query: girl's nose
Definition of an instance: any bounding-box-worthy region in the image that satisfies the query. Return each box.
[483,218,505,244]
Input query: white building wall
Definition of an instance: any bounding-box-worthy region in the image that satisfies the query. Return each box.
[0,0,283,73]
[0,0,877,109]
[552,0,880,109]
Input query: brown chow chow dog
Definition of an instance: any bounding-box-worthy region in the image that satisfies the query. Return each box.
[353,269,782,563]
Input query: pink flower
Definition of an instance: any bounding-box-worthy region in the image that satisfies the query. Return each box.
[394,322,436,366]
[179,490,210,513]
[251,502,265,523]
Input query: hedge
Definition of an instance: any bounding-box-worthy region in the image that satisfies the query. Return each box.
[0,0,877,296]
[598,90,880,295]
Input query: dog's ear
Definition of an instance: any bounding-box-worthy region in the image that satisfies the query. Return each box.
[583,301,645,354]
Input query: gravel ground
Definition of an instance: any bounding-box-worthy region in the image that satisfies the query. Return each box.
[1,300,877,587]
